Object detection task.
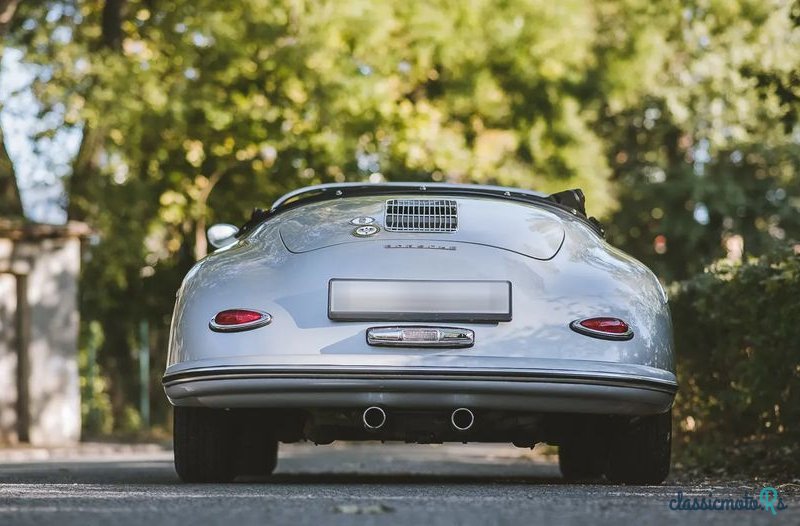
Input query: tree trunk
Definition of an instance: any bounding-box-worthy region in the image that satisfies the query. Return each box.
[67,126,105,221]
[67,0,127,220]
[193,169,226,260]
[101,0,126,50]
[68,0,131,432]
[0,126,24,218]
[0,0,24,218]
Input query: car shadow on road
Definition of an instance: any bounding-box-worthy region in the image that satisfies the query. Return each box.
[0,459,619,487]
[244,472,572,485]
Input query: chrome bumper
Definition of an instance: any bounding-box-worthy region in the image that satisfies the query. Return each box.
[163,368,677,416]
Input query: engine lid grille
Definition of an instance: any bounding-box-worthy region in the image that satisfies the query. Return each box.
[384,199,458,232]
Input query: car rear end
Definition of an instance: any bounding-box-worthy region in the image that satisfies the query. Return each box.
[164,185,676,483]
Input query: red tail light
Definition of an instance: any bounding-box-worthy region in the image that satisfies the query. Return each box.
[570,317,633,340]
[209,309,272,332]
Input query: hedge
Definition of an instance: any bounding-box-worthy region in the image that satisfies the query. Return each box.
[669,247,800,478]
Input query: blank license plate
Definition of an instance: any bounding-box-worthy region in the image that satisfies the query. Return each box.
[328,279,512,322]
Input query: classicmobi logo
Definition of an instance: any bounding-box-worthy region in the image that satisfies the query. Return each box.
[669,486,788,515]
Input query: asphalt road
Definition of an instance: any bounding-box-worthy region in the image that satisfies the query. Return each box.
[1,443,797,525]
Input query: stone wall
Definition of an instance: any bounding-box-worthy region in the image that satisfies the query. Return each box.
[0,222,87,446]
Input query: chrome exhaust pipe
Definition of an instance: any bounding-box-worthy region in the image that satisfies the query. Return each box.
[362,406,387,430]
[451,408,474,431]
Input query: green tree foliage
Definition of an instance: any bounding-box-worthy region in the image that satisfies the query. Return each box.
[3,0,799,429]
[603,1,800,280]
[670,248,800,477]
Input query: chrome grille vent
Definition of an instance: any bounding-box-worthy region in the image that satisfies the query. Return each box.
[384,199,458,232]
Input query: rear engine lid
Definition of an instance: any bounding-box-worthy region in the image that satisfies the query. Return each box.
[277,195,565,260]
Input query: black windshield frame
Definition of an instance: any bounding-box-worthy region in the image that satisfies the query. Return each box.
[236,184,604,238]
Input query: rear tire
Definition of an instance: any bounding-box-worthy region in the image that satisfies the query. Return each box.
[605,410,671,484]
[558,440,604,481]
[174,406,236,482]
[235,417,279,478]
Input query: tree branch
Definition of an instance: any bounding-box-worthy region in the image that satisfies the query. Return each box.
[0,0,21,36]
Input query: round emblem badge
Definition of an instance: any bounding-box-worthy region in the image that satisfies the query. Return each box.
[352,225,379,237]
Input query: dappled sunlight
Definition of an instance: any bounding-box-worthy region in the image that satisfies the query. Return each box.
[0,0,796,485]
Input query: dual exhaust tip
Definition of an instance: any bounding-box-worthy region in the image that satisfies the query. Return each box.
[450,407,475,431]
[362,406,388,430]
[361,406,474,431]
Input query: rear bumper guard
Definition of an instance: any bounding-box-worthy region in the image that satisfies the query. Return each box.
[163,368,677,416]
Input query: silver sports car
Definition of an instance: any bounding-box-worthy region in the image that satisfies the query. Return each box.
[163,182,676,484]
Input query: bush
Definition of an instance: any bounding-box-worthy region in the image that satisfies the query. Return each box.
[669,247,800,478]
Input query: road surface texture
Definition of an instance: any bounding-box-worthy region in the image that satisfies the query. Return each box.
[1,443,797,525]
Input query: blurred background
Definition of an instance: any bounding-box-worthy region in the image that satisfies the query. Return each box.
[0,0,797,477]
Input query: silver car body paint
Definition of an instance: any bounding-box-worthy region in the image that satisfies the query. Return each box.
[163,184,676,415]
